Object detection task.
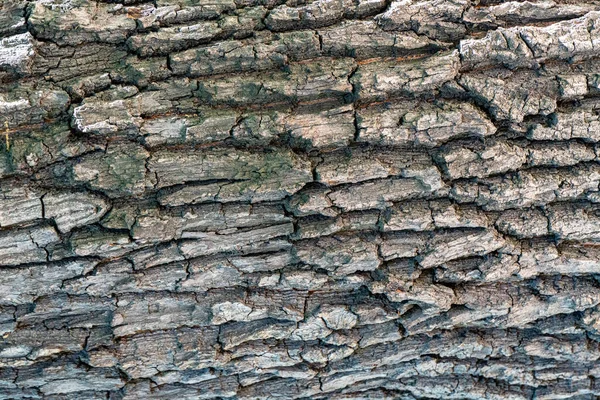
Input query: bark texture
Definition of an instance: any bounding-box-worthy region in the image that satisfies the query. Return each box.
[2,0,600,398]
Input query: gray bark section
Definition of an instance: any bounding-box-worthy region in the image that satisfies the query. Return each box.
[2,0,600,398]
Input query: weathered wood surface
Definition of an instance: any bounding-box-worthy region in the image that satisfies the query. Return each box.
[2,0,600,398]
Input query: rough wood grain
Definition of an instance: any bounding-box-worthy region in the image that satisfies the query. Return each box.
[2,0,600,399]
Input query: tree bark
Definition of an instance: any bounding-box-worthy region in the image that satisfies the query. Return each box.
[2,0,600,398]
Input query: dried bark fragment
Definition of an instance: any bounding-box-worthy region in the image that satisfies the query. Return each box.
[460,11,600,70]
[358,101,497,147]
[352,50,460,102]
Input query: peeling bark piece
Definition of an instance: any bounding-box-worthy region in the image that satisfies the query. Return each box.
[380,232,427,260]
[0,0,27,38]
[382,201,434,232]
[131,203,289,243]
[28,0,137,46]
[463,1,594,29]
[316,148,440,186]
[527,141,596,167]
[0,186,43,227]
[328,177,439,211]
[228,251,295,274]
[436,139,527,179]
[265,0,387,31]
[2,329,92,364]
[430,200,490,229]
[123,376,239,400]
[181,260,240,292]
[43,192,110,233]
[247,106,358,149]
[523,332,600,362]
[418,229,506,268]
[195,57,355,106]
[73,100,135,138]
[557,74,588,100]
[127,242,186,271]
[131,264,189,293]
[148,369,220,387]
[318,150,445,211]
[231,112,280,145]
[179,222,294,258]
[0,124,103,180]
[506,277,600,327]
[383,199,472,232]
[117,326,219,378]
[371,278,456,313]
[460,11,600,70]
[320,20,444,59]
[295,234,380,276]
[319,306,358,330]
[150,148,312,198]
[459,73,556,122]
[529,108,600,142]
[65,142,149,198]
[14,294,114,331]
[106,56,169,89]
[0,260,95,304]
[547,202,600,241]
[69,227,137,258]
[140,116,204,146]
[112,293,211,337]
[0,86,70,129]
[37,42,128,83]
[229,289,305,323]
[377,0,469,41]
[353,50,460,101]
[281,104,355,149]
[71,84,196,135]
[62,260,134,297]
[114,289,304,337]
[127,22,222,57]
[220,319,296,350]
[286,187,336,217]
[140,111,236,147]
[495,208,549,238]
[519,242,600,278]
[358,101,496,147]
[169,31,320,77]
[0,225,59,267]
[60,73,113,102]
[460,27,536,70]
[16,361,123,395]
[451,164,600,211]
[151,1,236,26]
[294,210,379,239]
[0,32,34,78]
